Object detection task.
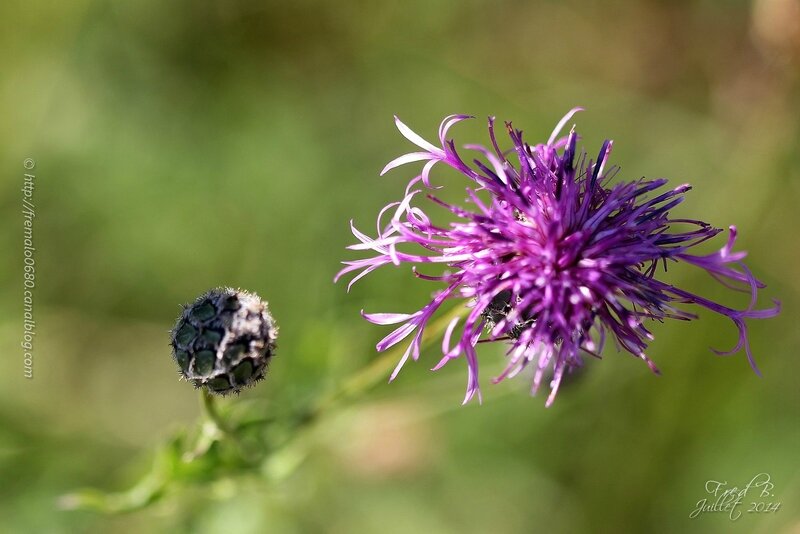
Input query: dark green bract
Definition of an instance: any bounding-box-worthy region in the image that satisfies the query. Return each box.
[170,288,277,395]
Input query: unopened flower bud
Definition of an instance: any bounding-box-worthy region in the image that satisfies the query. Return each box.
[170,288,277,395]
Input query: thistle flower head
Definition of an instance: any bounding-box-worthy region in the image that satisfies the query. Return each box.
[336,109,780,406]
[170,288,277,395]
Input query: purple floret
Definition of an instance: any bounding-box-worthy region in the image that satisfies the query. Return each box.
[336,109,780,406]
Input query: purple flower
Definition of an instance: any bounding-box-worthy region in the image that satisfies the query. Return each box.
[336,109,780,406]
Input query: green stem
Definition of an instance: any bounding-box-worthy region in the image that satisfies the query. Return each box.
[200,388,230,433]
[198,388,258,463]
[260,305,465,481]
[308,305,465,424]
[208,305,466,471]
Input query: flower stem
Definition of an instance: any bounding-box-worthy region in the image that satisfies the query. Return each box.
[200,388,228,432]
[259,305,466,481]
[310,305,465,421]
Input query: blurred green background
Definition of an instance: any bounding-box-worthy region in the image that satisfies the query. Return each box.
[2,0,798,532]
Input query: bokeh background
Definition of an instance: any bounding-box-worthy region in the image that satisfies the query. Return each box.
[2,0,799,532]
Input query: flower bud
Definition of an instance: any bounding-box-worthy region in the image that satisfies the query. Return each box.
[170,288,277,395]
